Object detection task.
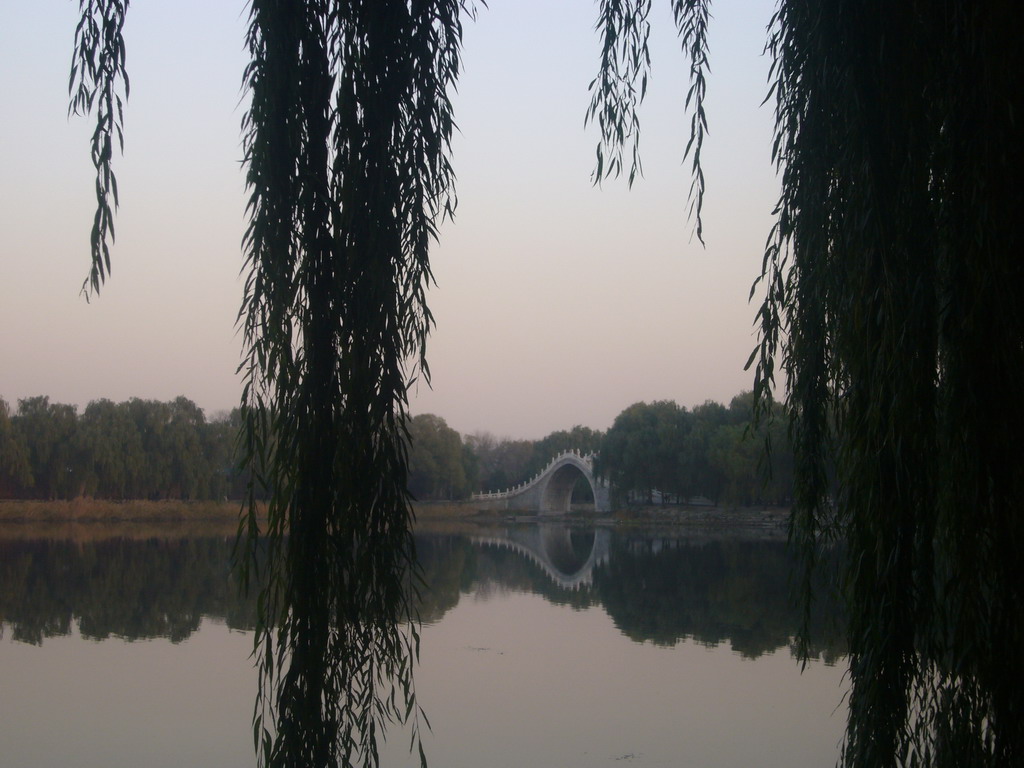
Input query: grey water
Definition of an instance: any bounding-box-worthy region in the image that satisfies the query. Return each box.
[0,523,847,767]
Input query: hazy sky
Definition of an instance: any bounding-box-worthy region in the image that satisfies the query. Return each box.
[1,1,778,439]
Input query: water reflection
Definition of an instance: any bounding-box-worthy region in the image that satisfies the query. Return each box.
[417,524,845,663]
[0,536,257,644]
[1,523,844,663]
[1,523,850,768]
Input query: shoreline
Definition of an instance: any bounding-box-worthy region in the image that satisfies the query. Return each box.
[0,498,250,524]
[0,498,790,535]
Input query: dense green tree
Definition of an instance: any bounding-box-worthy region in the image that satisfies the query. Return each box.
[595,395,793,506]
[681,400,728,501]
[164,396,207,499]
[407,414,470,500]
[202,408,245,500]
[77,399,144,499]
[124,398,173,498]
[465,432,538,493]
[0,395,246,502]
[707,423,756,504]
[458,441,479,495]
[0,398,32,497]
[759,412,794,506]
[596,401,692,503]
[13,397,82,500]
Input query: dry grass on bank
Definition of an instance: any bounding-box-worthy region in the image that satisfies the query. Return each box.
[0,498,254,524]
[412,501,501,520]
[0,498,487,522]
[0,519,244,542]
[0,498,488,542]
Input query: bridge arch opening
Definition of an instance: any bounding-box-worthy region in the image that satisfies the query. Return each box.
[541,462,597,514]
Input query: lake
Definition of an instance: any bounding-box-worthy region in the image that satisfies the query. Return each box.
[0,521,848,767]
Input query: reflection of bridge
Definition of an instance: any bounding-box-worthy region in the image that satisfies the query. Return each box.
[472,525,611,589]
[470,451,612,514]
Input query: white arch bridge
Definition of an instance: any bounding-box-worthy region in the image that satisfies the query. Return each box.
[471,450,612,514]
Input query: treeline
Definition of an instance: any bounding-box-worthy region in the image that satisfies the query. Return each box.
[0,391,793,505]
[0,396,244,500]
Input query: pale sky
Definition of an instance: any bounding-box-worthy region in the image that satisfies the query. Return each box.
[0,1,778,439]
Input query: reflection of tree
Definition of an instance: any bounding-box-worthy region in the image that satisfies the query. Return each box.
[414,536,474,624]
[416,530,844,662]
[0,538,256,645]
[0,531,843,665]
[594,536,845,661]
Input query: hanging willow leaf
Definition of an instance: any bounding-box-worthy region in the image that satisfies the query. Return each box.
[587,0,653,189]
[752,1,1024,765]
[69,0,130,299]
[588,0,712,243]
[233,2,469,766]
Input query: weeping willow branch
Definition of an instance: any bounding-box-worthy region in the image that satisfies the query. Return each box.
[587,0,653,188]
[672,0,710,244]
[67,1,465,765]
[235,2,466,766]
[69,0,130,299]
[587,0,712,242]
[752,1,1024,765]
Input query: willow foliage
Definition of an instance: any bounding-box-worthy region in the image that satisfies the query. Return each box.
[233,2,468,766]
[587,0,710,241]
[71,0,1021,767]
[69,0,129,297]
[749,2,1024,766]
[595,1,1022,765]
[73,0,465,765]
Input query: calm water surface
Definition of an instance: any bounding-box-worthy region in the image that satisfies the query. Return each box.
[0,523,847,767]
